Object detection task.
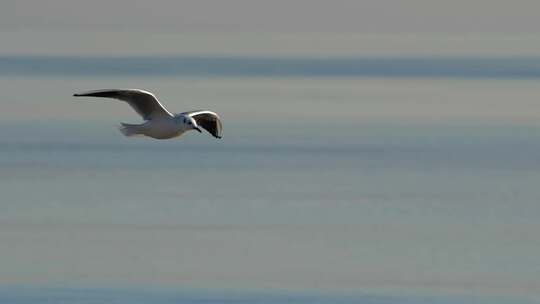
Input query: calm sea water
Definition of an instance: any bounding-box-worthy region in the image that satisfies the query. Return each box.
[2,56,540,78]
[0,56,539,303]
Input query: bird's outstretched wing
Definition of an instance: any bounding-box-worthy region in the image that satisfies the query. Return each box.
[74,89,173,120]
[184,110,223,138]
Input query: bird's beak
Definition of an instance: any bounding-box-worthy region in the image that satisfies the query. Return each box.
[194,127,202,133]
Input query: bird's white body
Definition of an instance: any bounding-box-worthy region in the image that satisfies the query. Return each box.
[120,116,186,139]
[74,89,223,140]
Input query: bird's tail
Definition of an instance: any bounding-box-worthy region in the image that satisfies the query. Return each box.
[118,123,144,137]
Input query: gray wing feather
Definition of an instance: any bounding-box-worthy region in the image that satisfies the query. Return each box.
[74,89,172,120]
[184,110,223,139]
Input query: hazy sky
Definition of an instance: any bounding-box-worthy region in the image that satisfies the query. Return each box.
[2,0,540,34]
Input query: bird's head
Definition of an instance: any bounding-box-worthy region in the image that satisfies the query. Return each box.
[177,114,202,133]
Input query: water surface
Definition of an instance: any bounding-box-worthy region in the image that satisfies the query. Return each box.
[0,55,539,303]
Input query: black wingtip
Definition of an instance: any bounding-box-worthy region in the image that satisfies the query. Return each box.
[73,94,80,97]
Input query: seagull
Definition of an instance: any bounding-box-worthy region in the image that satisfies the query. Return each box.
[74,89,222,139]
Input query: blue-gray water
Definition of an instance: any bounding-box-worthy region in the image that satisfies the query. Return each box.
[1,288,418,304]
[1,56,539,303]
[3,56,540,78]
[0,287,536,304]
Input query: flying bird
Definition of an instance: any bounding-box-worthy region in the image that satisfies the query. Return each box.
[74,89,222,139]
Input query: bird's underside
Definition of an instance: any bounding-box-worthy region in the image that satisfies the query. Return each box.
[74,89,223,139]
[118,120,185,139]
